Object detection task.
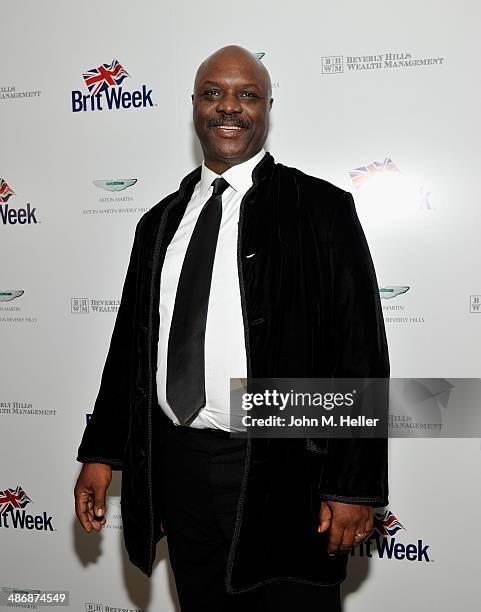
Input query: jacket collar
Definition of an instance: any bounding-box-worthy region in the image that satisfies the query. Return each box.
[199,148,267,197]
[176,151,275,202]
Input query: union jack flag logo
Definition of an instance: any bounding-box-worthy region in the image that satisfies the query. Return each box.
[0,486,32,515]
[82,59,130,96]
[349,158,400,189]
[372,510,405,537]
[0,178,15,203]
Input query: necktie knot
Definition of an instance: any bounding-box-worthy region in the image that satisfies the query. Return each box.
[211,177,230,197]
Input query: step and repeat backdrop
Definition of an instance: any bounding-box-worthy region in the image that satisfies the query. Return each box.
[2,1,480,610]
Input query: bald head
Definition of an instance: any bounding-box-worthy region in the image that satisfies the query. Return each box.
[192,45,274,174]
[194,45,272,99]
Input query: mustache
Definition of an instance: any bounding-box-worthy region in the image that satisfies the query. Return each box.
[207,115,251,129]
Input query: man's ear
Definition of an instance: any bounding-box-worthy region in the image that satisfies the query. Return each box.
[269,97,274,110]
[191,93,194,104]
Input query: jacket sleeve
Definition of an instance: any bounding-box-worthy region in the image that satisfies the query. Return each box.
[318,191,389,506]
[76,223,141,471]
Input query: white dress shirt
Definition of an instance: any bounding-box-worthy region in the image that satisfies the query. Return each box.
[156,148,266,431]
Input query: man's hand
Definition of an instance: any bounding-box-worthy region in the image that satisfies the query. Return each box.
[74,463,112,533]
[318,501,373,555]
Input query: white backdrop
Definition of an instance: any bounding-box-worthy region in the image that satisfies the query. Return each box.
[1,1,481,610]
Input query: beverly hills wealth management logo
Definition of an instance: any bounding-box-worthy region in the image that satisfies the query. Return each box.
[0,399,56,417]
[470,296,481,313]
[0,85,42,101]
[71,59,155,112]
[351,510,433,562]
[322,51,444,74]
[85,603,145,612]
[71,298,120,314]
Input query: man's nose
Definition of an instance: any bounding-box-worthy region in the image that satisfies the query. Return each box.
[215,92,242,114]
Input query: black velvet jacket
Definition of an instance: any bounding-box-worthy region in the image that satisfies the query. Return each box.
[77,152,389,590]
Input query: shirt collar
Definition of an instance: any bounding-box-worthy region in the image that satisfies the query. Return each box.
[199,148,267,199]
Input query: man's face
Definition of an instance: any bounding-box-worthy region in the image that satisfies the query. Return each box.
[192,55,272,169]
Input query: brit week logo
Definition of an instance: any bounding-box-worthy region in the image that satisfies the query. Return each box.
[0,485,55,531]
[0,179,38,225]
[0,179,14,202]
[349,158,400,189]
[351,510,432,562]
[71,59,154,112]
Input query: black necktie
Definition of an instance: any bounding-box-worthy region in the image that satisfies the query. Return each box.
[166,177,230,425]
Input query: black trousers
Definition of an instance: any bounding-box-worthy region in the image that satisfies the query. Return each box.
[159,419,341,612]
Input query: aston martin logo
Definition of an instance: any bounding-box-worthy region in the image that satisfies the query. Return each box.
[379,286,410,299]
[0,290,24,302]
[93,179,137,192]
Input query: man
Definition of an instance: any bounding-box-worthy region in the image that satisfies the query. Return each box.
[74,45,389,611]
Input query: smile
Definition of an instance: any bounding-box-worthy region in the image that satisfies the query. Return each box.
[215,125,243,130]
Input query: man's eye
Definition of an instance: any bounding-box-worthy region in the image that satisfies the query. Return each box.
[204,89,221,96]
[241,91,258,98]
